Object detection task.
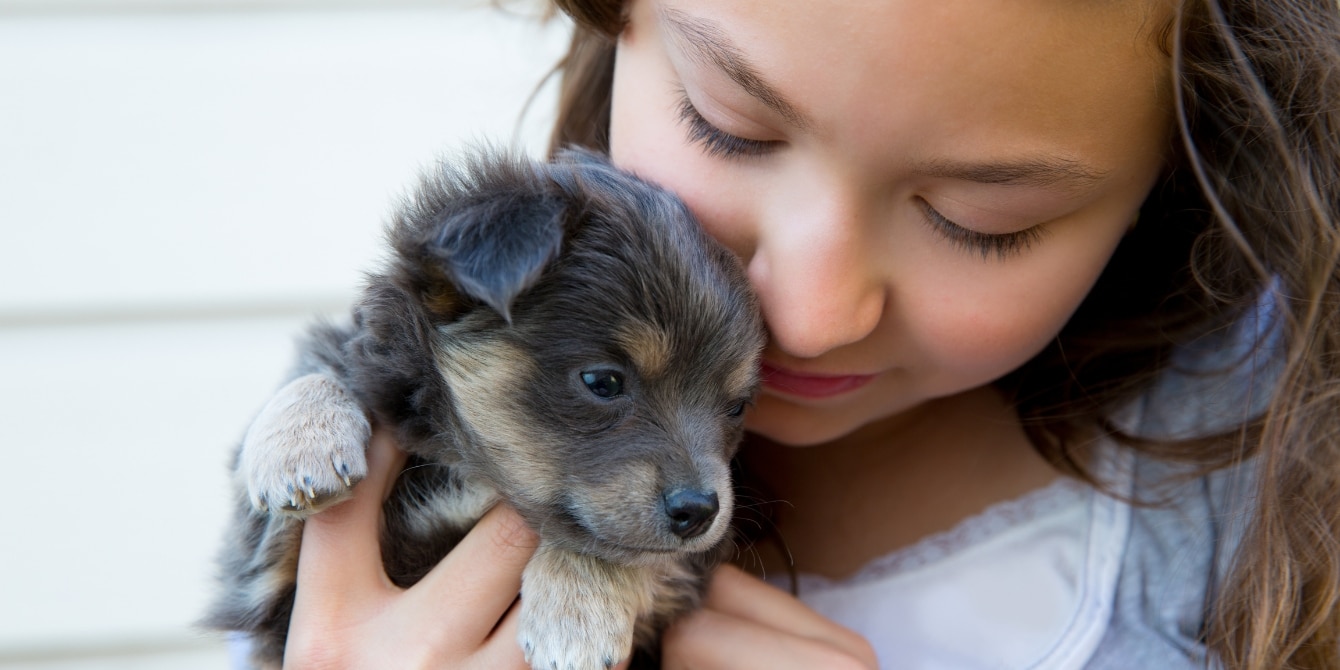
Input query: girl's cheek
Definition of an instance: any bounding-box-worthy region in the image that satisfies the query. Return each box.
[904,252,1107,391]
[916,299,1062,388]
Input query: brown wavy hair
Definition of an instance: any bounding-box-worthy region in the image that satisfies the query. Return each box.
[540,1,1340,667]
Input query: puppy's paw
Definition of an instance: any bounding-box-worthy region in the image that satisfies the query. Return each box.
[518,551,637,670]
[239,373,370,517]
[518,600,632,670]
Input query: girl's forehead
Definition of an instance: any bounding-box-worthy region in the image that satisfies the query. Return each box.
[648,0,1174,175]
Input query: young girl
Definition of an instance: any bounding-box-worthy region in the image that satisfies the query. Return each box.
[279,0,1340,668]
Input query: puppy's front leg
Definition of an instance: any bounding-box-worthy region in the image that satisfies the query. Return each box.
[519,543,655,670]
[239,373,370,515]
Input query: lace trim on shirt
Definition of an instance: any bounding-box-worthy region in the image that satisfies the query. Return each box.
[789,476,1091,594]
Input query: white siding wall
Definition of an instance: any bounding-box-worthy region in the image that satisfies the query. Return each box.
[0,4,570,667]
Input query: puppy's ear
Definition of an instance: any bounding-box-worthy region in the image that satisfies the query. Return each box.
[423,193,566,323]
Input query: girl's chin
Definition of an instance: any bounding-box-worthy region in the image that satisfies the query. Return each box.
[744,394,880,447]
[744,378,945,448]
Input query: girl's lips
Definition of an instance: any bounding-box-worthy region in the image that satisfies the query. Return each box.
[759,361,877,399]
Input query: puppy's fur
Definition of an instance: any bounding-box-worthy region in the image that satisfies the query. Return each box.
[205,149,764,670]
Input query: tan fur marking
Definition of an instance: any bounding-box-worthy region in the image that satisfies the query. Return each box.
[248,520,302,612]
[727,352,762,400]
[434,335,563,499]
[617,323,673,379]
[422,264,459,317]
[423,286,457,317]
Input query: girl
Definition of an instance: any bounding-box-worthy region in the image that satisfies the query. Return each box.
[280,0,1340,668]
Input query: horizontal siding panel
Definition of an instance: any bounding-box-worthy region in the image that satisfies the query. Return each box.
[0,0,490,13]
[0,7,568,318]
[0,313,340,653]
[0,642,230,670]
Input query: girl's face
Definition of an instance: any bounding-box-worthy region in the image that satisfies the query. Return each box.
[609,0,1173,446]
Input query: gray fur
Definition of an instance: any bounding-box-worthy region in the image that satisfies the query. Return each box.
[204,148,764,670]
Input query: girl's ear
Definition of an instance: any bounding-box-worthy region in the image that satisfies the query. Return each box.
[422,193,567,323]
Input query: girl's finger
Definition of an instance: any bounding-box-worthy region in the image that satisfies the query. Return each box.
[406,503,540,646]
[462,596,531,670]
[662,607,872,670]
[702,565,877,665]
[294,425,407,609]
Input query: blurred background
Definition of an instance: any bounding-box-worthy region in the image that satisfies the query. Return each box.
[0,1,570,667]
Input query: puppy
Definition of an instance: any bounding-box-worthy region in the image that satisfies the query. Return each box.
[204,148,764,670]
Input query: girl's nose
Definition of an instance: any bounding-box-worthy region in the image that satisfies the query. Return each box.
[745,188,886,360]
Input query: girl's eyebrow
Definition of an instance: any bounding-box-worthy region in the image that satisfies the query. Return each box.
[659,7,813,130]
[915,157,1111,191]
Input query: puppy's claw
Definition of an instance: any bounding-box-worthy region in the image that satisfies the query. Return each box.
[334,459,353,488]
[303,475,317,501]
[604,656,615,669]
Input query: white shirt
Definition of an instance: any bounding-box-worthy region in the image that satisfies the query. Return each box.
[769,450,1134,670]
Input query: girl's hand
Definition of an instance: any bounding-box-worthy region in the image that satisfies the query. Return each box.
[661,565,878,670]
[283,426,539,669]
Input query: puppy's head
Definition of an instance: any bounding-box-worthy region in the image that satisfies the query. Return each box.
[388,148,763,562]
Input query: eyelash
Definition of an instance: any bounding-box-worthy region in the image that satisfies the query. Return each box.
[672,91,1041,260]
[674,91,780,159]
[916,198,1045,260]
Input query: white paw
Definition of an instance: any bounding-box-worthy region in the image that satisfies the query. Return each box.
[239,373,370,516]
[518,553,635,670]
[518,600,632,670]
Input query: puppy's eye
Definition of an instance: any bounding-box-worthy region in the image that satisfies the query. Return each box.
[581,370,625,398]
[726,400,748,418]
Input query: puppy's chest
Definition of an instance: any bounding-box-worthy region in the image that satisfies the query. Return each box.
[379,457,499,587]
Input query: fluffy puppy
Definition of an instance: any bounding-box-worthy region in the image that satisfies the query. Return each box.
[204,148,764,670]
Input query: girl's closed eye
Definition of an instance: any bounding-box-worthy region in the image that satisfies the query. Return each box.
[674,89,781,159]
[915,197,1046,261]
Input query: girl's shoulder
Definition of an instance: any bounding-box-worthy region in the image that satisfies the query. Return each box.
[1129,280,1284,442]
[1083,447,1252,670]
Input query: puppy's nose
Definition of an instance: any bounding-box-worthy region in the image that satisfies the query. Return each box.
[663,489,719,539]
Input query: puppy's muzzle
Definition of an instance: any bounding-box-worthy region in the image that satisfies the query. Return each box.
[663,488,719,540]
